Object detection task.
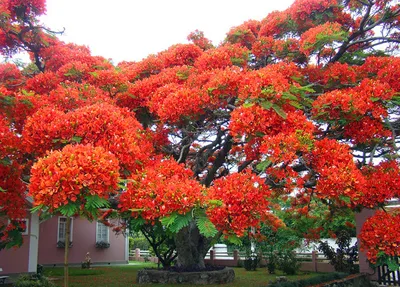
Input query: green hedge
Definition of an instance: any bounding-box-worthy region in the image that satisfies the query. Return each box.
[129,236,150,250]
[267,272,348,287]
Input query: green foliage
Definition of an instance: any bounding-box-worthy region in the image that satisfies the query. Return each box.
[267,254,276,274]
[0,224,23,250]
[128,217,146,233]
[14,274,56,287]
[386,257,400,272]
[196,215,218,237]
[160,213,178,227]
[129,236,150,250]
[260,100,273,110]
[375,254,400,272]
[257,225,302,254]
[267,272,348,287]
[272,197,357,239]
[256,159,272,173]
[44,268,104,277]
[276,251,301,275]
[84,194,110,217]
[160,212,192,233]
[318,230,358,273]
[243,257,259,271]
[57,203,78,217]
[226,234,242,246]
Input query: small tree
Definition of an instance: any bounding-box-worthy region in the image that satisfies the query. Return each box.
[318,230,358,274]
[29,144,120,287]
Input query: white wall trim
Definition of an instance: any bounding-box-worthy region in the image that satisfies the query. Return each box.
[125,229,129,262]
[28,212,39,273]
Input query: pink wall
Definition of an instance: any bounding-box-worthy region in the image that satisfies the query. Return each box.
[38,216,126,265]
[355,208,377,280]
[0,214,31,274]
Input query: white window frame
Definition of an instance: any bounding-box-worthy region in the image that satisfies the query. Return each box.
[57,217,73,243]
[8,218,29,235]
[96,221,109,243]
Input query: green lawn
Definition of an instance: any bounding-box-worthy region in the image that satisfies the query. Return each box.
[43,263,321,287]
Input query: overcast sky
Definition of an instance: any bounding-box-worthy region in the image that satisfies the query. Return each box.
[41,0,294,64]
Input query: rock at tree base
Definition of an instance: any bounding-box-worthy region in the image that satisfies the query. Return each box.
[137,267,235,284]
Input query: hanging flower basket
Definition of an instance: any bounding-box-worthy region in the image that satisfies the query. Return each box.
[57,241,73,248]
[95,241,110,249]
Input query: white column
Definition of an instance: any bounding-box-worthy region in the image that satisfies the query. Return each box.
[28,212,39,273]
[125,230,129,263]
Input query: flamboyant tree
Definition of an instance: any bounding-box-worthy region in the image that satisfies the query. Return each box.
[29,144,120,287]
[0,0,400,273]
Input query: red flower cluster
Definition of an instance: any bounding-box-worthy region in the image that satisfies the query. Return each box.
[299,22,345,56]
[358,161,400,208]
[359,209,400,263]
[29,144,120,211]
[194,43,249,72]
[119,158,204,221]
[25,71,60,95]
[0,116,26,223]
[206,172,271,237]
[23,103,153,172]
[226,20,260,49]
[187,30,213,51]
[310,139,364,205]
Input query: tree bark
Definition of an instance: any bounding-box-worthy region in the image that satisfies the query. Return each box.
[174,221,211,270]
[64,217,70,287]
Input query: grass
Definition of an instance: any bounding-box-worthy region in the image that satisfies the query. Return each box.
[42,262,321,287]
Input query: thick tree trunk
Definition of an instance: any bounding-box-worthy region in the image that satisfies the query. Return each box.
[64,217,70,287]
[174,221,211,270]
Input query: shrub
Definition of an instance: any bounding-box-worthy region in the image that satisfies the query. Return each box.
[318,230,358,273]
[276,251,300,275]
[267,254,277,274]
[244,257,259,271]
[267,272,348,287]
[14,274,56,287]
[129,236,150,250]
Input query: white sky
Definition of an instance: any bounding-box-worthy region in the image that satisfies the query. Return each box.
[41,0,294,64]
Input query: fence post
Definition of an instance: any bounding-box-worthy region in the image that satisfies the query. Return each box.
[135,248,140,261]
[312,250,318,272]
[210,249,215,266]
[233,250,239,266]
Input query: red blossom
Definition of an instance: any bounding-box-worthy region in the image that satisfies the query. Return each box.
[206,171,271,237]
[29,144,120,212]
[119,158,204,221]
[359,210,400,264]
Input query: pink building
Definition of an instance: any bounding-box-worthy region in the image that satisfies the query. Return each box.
[0,214,129,275]
[355,208,376,279]
[0,211,39,274]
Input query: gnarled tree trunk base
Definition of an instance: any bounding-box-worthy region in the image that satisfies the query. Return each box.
[136,267,235,284]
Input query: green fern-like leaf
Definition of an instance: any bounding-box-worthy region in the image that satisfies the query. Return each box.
[128,217,146,233]
[272,104,287,119]
[31,204,44,213]
[84,195,110,217]
[160,213,178,227]
[196,216,218,238]
[169,213,192,233]
[58,203,78,217]
[226,234,242,246]
[85,195,110,210]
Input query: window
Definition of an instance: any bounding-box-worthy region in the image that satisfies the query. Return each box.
[96,222,109,243]
[57,217,73,243]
